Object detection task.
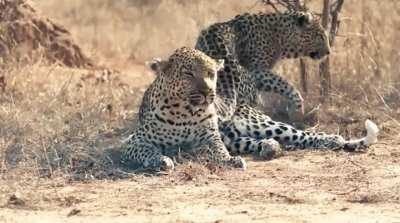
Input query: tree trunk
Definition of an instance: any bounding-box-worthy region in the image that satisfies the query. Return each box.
[319,0,331,103]
[299,59,308,95]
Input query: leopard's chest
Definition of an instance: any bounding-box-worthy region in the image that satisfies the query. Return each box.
[150,121,207,150]
[144,107,217,150]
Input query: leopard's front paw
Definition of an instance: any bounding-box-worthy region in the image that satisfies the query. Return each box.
[229,156,247,170]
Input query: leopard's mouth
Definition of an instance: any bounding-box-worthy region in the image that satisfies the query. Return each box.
[309,48,330,60]
[309,51,322,60]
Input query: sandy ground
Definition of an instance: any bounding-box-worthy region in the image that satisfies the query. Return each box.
[1,142,399,223]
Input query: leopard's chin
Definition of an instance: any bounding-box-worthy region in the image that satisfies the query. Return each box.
[309,49,330,60]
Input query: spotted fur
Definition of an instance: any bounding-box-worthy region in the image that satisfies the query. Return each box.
[219,105,379,159]
[121,47,246,171]
[196,11,330,116]
[195,11,379,157]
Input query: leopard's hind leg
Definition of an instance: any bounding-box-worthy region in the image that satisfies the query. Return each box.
[220,130,282,160]
[225,104,378,152]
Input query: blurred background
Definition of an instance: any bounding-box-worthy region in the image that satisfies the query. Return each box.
[34,0,400,123]
[35,0,400,76]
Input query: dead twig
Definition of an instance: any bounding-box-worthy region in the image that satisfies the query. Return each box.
[347,158,367,173]
[329,0,345,45]
[260,0,306,12]
[332,187,358,195]
[67,208,81,217]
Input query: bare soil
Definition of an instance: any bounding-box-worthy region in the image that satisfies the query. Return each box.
[1,142,399,223]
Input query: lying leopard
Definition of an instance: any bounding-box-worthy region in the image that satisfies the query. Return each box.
[144,55,379,161]
[121,47,246,171]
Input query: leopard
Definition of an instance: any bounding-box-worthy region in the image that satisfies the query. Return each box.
[143,57,379,162]
[195,11,330,117]
[194,11,379,157]
[121,47,246,171]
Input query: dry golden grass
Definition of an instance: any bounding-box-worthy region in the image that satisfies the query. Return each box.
[34,0,400,129]
[0,63,138,180]
[33,0,262,65]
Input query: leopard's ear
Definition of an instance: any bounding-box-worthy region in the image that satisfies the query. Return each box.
[146,58,170,75]
[215,59,225,71]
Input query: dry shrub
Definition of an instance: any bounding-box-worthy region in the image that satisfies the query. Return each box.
[0,61,144,180]
[176,162,210,182]
[172,161,231,184]
[0,0,93,68]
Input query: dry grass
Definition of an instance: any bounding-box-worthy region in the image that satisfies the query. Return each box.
[0,0,399,182]
[32,0,262,65]
[34,0,400,132]
[0,62,143,180]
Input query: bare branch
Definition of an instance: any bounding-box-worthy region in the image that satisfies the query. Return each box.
[329,0,344,46]
[260,0,305,12]
[261,0,281,12]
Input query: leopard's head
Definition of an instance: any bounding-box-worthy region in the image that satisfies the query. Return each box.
[150,47,224,106]
[279,11,331,60]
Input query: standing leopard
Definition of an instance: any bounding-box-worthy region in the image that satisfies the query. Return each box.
[121,47,246,171]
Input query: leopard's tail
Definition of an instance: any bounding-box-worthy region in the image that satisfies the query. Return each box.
[342,119,379,151]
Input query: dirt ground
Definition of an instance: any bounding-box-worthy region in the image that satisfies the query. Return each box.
[1,142,400,223]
